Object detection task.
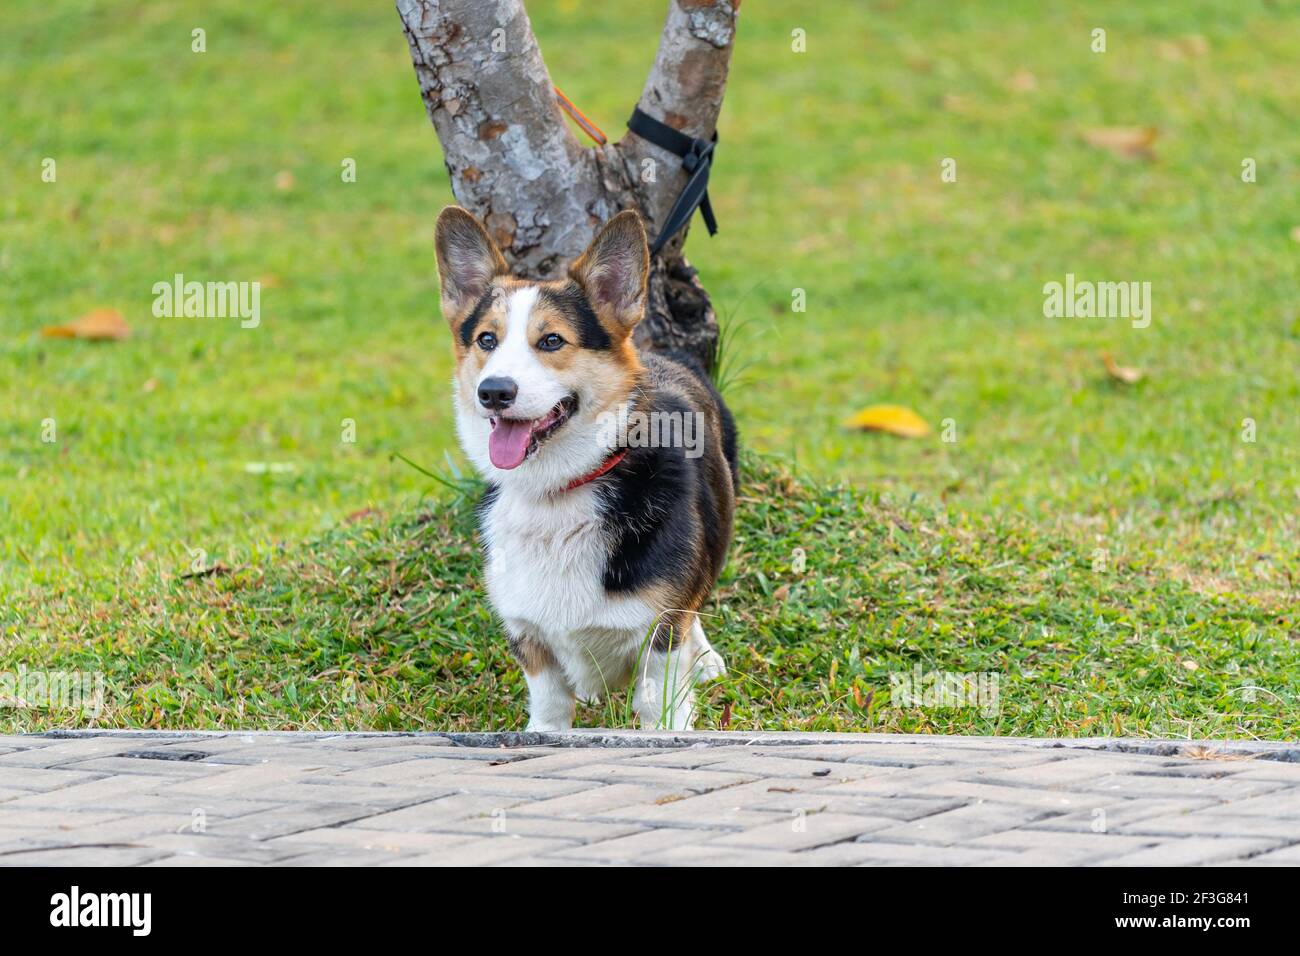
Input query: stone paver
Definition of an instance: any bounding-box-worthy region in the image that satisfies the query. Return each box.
[0,730,1297,866]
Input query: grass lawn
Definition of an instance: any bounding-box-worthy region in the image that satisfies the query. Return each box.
[6,457,1299,736]
[2,0,1298,734]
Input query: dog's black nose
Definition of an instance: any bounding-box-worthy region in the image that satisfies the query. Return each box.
[477,376,518,411]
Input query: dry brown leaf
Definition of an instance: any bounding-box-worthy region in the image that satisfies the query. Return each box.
[42,308,130,341]
[1184,745,1259,762]
[1083,126,1158,160]
[274,170,295,191]
[1102,352,1143,384]
[1159,35,1209,60]
[773,583,791,603]
[844,404,931,438]
[1008,70,1037,92]
[940,93,967,114]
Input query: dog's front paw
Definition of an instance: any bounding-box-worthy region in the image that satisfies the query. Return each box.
[693,648,727,683]
[526,720,573,733]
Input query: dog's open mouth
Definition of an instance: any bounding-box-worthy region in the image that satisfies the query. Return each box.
[487,395,577,470]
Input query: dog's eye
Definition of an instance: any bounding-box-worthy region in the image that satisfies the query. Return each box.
[538,333,565,352]
[476,331,497,351]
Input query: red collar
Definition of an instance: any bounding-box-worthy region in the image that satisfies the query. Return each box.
[565,448,627,491]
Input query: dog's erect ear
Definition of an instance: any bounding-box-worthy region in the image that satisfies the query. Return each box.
[569,210,649,333]
[435,206,508,322]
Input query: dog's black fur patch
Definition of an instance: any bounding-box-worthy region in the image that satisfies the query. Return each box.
[598,354,737,623]
[459,289,497,348]
[538,283,611,351]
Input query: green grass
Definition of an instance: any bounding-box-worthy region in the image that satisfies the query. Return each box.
[5,457,1297,735]
[2,0,1298,734]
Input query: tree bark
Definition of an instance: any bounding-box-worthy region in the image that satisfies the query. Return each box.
[397,0,738,369]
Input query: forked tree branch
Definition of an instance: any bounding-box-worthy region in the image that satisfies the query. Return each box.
[396,0,739,366]
[397,0,594,275]
[618,0,737,259]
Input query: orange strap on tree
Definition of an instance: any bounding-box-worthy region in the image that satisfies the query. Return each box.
[553,85,607,145]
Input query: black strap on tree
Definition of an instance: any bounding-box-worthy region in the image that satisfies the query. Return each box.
[626,107,718,255]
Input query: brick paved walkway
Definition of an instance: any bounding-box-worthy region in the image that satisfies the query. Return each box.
[1,731,1298,866]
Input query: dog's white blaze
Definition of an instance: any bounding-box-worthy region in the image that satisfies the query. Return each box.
[496,285,539,366]
[476,286,566,421]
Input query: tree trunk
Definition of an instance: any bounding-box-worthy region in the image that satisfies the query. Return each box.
[396,0,738,369]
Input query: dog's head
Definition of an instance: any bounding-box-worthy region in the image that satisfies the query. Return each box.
[435,206,649,489]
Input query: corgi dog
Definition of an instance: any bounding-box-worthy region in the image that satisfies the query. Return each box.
[434,206,738,731]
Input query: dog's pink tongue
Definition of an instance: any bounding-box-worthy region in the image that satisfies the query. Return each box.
[488,419,533,470]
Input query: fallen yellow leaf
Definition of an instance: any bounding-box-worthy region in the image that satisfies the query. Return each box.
[1083,126,1158,160]
[42,308,130,341]
[844,404,931,438]
[1101,351,1143,384]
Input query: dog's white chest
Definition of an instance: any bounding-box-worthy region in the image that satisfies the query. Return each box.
[482,489,655,645]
